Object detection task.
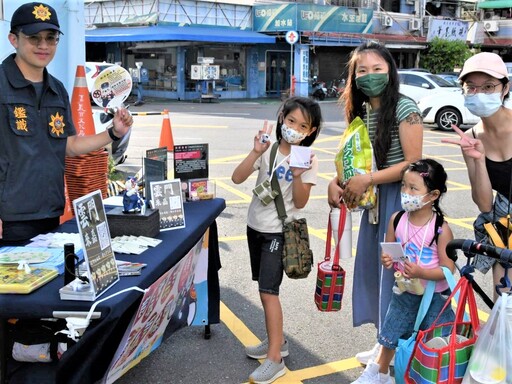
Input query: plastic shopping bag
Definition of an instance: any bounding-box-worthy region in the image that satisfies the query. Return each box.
[462,293,511,384]
[334,116,376,209]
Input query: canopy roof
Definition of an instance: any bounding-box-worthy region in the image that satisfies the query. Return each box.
[85,25,276,44]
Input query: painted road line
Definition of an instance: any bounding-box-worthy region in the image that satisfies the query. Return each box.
[215,179,252,202]
[220,301,362,384]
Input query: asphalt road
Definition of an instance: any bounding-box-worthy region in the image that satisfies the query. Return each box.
[111,97,492,384]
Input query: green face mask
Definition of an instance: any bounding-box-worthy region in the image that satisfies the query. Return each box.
[355,73,389,97]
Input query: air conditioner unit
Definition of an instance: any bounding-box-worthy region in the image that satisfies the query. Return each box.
[382,15,393,27]
[409,18,421,31]
[483,11,494,20]
[484,20,499,32]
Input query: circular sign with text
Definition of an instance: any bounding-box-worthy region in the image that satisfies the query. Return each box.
[91,65,132,108]
[285,30,299,45]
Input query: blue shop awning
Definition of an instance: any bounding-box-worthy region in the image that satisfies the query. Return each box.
[85,25,275,44]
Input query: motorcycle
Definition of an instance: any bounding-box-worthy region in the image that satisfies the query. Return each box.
[309,76,327,101]
[326,78,345,99]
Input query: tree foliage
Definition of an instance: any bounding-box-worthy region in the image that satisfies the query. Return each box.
[420,38,473,73]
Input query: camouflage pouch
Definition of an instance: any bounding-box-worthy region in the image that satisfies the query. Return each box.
[282,218,313,279]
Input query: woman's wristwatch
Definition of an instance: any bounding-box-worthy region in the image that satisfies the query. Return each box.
[108,127,121,141]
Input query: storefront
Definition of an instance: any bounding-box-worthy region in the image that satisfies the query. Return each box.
[85,25,277,100]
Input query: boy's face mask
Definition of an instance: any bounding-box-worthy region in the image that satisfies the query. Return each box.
[281,123,307,144]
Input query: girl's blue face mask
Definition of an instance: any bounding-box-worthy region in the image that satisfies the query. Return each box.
[464,92,503,117]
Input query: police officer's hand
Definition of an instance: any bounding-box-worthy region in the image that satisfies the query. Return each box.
[112,107,133,138]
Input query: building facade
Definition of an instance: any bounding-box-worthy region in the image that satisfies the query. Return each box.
[84,0,512,100]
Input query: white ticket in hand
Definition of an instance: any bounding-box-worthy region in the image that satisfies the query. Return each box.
[289,146,311,168]
[380,242,409,264]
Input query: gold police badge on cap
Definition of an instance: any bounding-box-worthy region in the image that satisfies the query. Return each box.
[32,4,52,22]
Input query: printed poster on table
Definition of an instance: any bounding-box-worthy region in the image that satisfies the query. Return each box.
[150,179,185,230]
[146,146,168,178]
[73,190,119,299]
[173,144,209,198]
[143,158,166,203]
[105,231,210,383]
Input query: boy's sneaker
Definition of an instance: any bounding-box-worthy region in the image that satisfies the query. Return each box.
[245,339,289,359]
[356,343,394,366]
[249,358,286,384]
[350,361,393,384]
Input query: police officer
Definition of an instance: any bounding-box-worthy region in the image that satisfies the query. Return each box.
[0,2,133,244]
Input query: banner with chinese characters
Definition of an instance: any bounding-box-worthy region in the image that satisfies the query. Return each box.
[253,4,372,34]
[105,231,209,383]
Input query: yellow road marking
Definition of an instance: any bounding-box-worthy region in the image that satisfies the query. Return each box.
[220,302,362,383]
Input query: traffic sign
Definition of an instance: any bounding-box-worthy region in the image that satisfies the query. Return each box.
[285,30,299,45]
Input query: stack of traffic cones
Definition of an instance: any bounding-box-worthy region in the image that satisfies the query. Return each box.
[61,65,109,222]
[159,109,174,152]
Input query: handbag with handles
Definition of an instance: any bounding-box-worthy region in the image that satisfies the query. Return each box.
[395,267,457,384]
[405,272,480,384]
[314,204,347,311]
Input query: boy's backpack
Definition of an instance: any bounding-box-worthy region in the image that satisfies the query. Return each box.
[393,210,444,246]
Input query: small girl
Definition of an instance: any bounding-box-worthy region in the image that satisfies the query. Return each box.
[231,97,322,384]
[352,159,456,384]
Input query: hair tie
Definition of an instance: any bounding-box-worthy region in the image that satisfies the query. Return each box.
[419,172,429,177]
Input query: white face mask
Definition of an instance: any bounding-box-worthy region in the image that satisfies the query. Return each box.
[464,92,502,117]
[401,192,430,212]
[281,123,307,144]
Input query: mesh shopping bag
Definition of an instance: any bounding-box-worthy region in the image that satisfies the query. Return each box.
[314,204,347,312]
[405,275,480,384]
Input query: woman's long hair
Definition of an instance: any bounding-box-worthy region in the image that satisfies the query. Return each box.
[342,41,400,169]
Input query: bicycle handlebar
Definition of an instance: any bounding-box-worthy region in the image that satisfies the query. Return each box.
[446,239,512,265]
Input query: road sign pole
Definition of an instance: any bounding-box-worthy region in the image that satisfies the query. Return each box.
[290,44,294,97]
[285,30,298,98]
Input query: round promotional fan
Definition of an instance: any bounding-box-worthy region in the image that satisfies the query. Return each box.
[91,65,132,109]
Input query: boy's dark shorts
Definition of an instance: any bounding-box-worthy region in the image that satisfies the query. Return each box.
[247,226,284,295]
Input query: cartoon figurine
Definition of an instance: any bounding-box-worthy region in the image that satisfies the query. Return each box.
[123,177,143,213]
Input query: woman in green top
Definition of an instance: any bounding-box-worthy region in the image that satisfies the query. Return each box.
[328,41,424,373]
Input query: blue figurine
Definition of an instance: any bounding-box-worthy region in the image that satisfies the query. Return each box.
[123,177,143,213]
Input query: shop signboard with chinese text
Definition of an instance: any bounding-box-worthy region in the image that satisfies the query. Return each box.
[253,4,372,34]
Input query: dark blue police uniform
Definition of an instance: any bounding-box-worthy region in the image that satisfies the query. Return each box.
[0,54,76,242]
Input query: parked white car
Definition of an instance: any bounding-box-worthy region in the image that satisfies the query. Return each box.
[418,81,512,131]
[417,91,480,131]
[398,70,460,103]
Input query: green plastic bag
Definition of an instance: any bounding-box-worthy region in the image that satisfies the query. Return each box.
[334,116,376,209]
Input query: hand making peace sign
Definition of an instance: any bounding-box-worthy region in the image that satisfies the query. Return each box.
[441,124,484,159]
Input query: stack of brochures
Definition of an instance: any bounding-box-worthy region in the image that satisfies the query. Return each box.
[116,261,147,276]
[111,236,162,255]
[59,279,96,301]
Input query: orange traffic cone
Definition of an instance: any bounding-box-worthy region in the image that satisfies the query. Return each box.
[159,109,174,152]
[71,65,95,136]
[60,177,75,224]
